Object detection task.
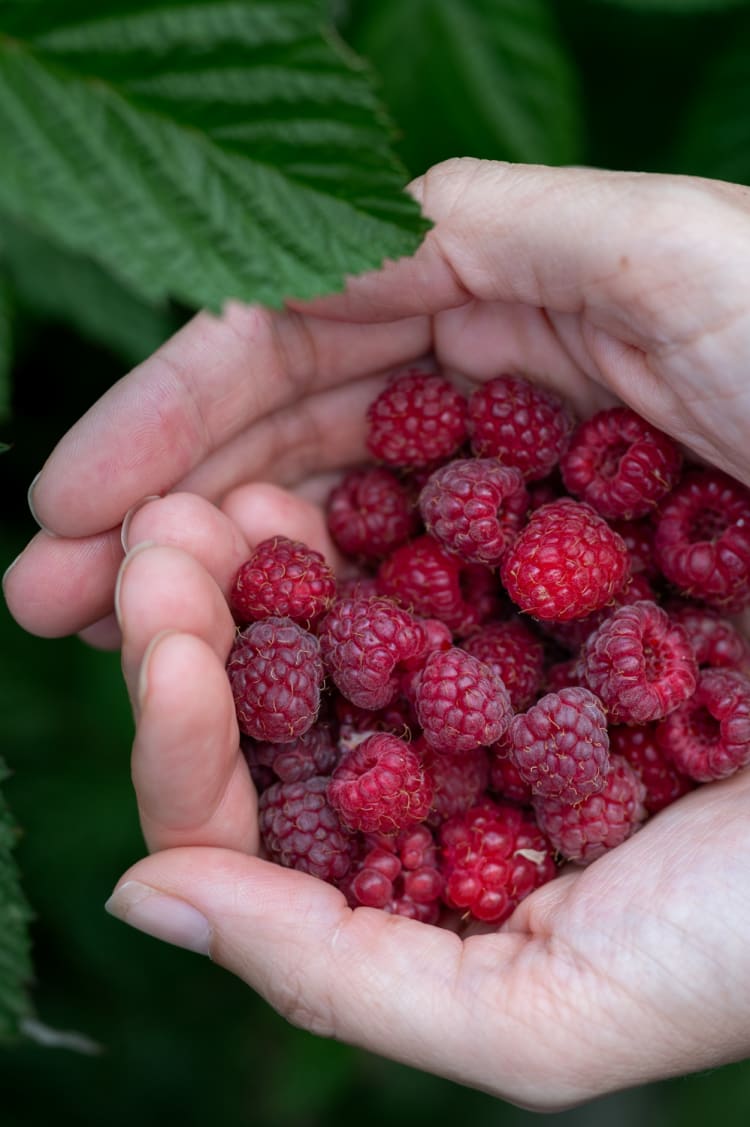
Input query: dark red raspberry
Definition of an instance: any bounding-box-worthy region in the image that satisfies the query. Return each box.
[488,732,533,805]
[415,647,513,753]
[560,407,682,520]
[419,738,491,825]
[328,732,433,834]
[547,572,655,652]
[544,657,584,694]
[418,458,528,565]
[227,618,323,743]
[460,619,545,711]
[533,754,647,865]
[245,724,338,784]
[580,601,698,725]
[656,668,750,782]
[230,536,335,627]
[377,534,488,634]
[259,776,354,882]
[527,471,567,512]
[326,467,419,561]
[654,469,750,612]
[366,368,467,468]
[508,686,610,804]
[440,799,557,923]
[669,605,750,673]
[467,374,574,481]
[240,735,276,794]
[334,693,414,745]
[501,499,629,622]
[609,724,695,814]
[342,825,443,923]
[318,596,424,710]
[610,518,659,581]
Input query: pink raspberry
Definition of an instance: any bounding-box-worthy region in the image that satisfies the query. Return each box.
[609,724,695,814]
[328,732,433,834]
[580,600,698,725]
[669,605,750,673]
[488,732,533,805]
[439,799,557,923]
[326,467,419,561]
[467,374,574,481]
[500,499,629,622]
[460,618,546,711]
[415,647,513,753]
[533,755,647,865]
[508,686,610,804]
[654,469,750,612]
[377,534,490,634]
[342,825,443,923]
[318,596,424,710]
[418,458,528,565]
[259,776,354,882]
[560,407,682,520]
[419,738,491,825]
[656,668,750,782]
[227,618,324,743]
[245,724,338,784]
[229,536,336,627]
[366,368,467,468]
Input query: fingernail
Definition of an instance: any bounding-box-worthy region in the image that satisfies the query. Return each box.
[137,629,177,711]
[121,495,162,553]
[105,880,212,956]
[114,540,156,626]
[27,472,55,535]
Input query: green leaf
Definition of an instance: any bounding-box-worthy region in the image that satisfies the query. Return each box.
[0,759,34,1040]
[0,1,429,313]
[0,269,12,419]
[0,216,179,366]
[344,0,583,175]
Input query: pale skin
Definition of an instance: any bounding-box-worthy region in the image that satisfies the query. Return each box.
[5,159,750,1110]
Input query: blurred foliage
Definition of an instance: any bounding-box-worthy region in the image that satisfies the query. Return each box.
[3,0,750,1123]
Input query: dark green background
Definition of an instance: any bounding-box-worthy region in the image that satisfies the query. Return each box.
[3,1,750,1123]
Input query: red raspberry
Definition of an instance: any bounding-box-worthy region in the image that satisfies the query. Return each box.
[343,825,443,924]
[527,470,567,512]
[326,467,419,562]
[377,534,489,634]
[560,407,682,520]
[240,735,276,794]
[533,755,647,865]
[259,776,354,882]
[488,732,533,805]
[501,499,629,622]
[418,459,528,565]
[419,738,490,825]
[230,536,335,627]
[609,724,695,814]
[460,619,545,711]
[547,572,655,652]
[400,617,453,702]
[318,596,424,710]
[245,724,338,784]
[610,518,659,581]
[467,374,574,481]
[366,368,467,468]
[544,657,584,694]
[328,732,433,834]
[415,647,513,753]
[335,575,379,601]
[656,668,750,782]
[654,469,750,612]
[333,693,414,745]
[580,600,698,725]
[669,605,750,673]
[227,618,323,743]
[508,686,610,804]
[440,799,557,923]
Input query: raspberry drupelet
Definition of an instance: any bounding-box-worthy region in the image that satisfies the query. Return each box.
[366,368,468,468]
[259,776,355,882]
[377,534,491,634]
[467,374,575,481]
[326,466,419,562]
[328,732,433,834]
[342,825,443,923]
[230,536,336,627]
[415,647,513,753]
[244,723,339,784]
[460,618,546,712]
[669,604,750,673]
[656,668,750,782]
[609,724,695,814]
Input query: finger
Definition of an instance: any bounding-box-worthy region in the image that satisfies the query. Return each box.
[78,614,122,651]
[221,483,345,571]
[133,633,256,854]
[31,306,429,539]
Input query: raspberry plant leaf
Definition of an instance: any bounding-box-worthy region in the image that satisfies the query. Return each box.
[341,0,582,175]
[0,1,429,313]
[0,759,34,1040]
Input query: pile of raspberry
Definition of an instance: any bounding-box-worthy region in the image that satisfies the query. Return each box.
[226,367,750,926]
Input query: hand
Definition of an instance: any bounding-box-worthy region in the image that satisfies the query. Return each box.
[5,159,750,645]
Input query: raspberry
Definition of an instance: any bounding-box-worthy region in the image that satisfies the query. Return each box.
[544,657,584,694]
[334,693,414,745]
[335,575,379,601]
[318,596,424,710]
[547,572,655,652]
[580,600,698,724]
[501,499,629,622]
[227,618,323,743]
[508,686,610,804]
[343,825,443,924]
[245,724,338,784]
[366,368,467,468]
[669,605,750,673]
[230,536,335,627]
[328,732,433,834]
[609,724,695,814]
[488,732,533,805]
[610,518,659,581]
[656,668,750,782]
[560,407,682,520]
[326,467,419,562]
[415,647,513,753]
[654,469,750,612]
[440,799,557,923]
[527,471,567,512]
[400,617,453,703]
[533,755,647,865]
[377,534,489,634]
[467,374,574,481]
[419,738,490,825]
[418,458,528,565]
[460,619,545,711]
[259,776,354,882]
[240,735,276,794]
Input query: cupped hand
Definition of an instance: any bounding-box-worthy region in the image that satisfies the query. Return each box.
[6,158,750,644]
